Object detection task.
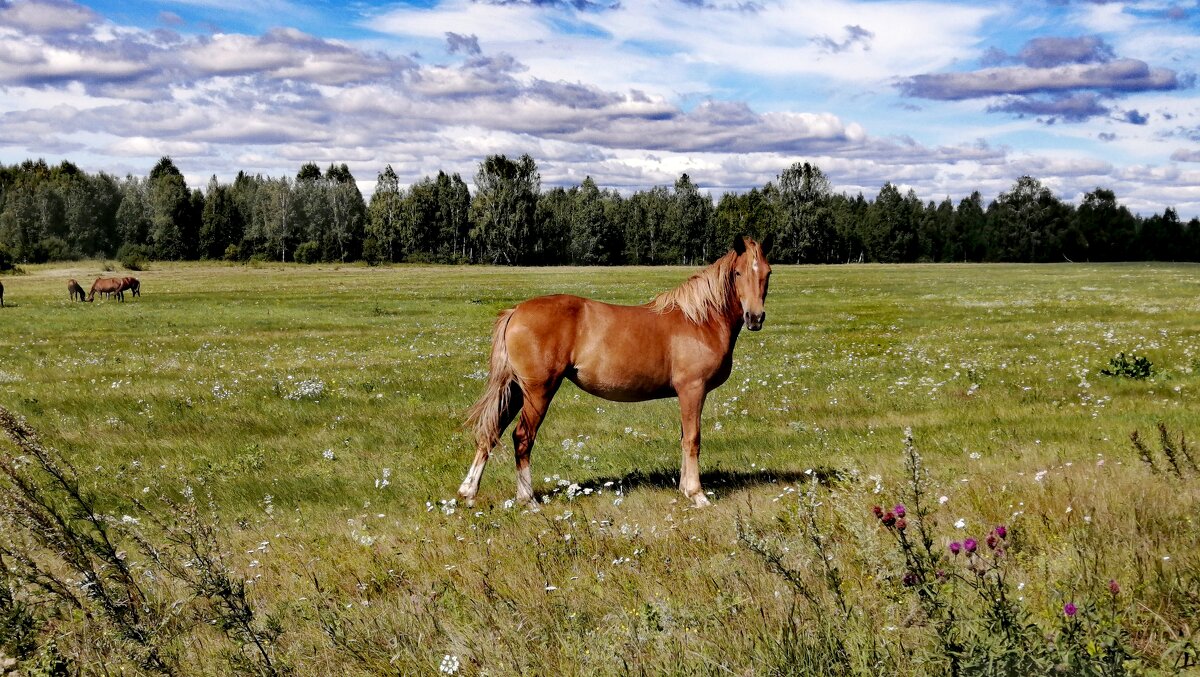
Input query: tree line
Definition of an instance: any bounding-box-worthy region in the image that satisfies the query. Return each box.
[1,155,1197,270]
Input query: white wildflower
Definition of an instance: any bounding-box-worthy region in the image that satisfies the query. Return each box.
[439,654,460,675]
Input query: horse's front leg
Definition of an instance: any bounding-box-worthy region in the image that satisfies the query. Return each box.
[677,385,710,507]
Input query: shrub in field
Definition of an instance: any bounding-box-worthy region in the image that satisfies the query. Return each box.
[293,241,321,264]
[0,406,288,676]
[117,244,151,271]
[1131,423,1197,478]
[0,244,13,271]
[361,236,385,265]
[1100,352,1154,379]
[741,430,1144,676]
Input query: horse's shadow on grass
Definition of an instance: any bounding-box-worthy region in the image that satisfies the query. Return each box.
[535,465,843,501]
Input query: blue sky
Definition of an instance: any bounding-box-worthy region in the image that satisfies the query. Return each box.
[1,0,1198,217]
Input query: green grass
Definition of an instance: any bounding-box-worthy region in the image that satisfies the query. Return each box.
[2,260,1199,674]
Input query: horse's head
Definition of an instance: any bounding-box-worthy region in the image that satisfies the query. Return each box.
[732,235,771,331]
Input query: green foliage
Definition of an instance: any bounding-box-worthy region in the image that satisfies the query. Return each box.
[0,244,13,271]
[29,237,74,263]
[293,241,321,264]
[0,407,288,675]
[470,154,540,264]
[2,157,1199,265]
[745,432,1146,676]
[0,569,39,660]
[223,243,240,261]
[1131,423,1197,478]
[1100,352,1154,379]
[117,243,151,271]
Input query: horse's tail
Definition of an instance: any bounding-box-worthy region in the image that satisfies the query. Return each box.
[465,309,522,450]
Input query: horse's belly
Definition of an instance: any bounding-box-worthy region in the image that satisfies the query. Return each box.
[568,367,675,402]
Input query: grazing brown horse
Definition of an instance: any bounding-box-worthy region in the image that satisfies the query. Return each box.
[120,276,140,298]
[89,277,125,302]
[68,278,88,302]
[459,236,772,508]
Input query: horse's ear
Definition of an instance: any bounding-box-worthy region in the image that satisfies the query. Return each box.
[760,232,774,257]
[732,235,747,255]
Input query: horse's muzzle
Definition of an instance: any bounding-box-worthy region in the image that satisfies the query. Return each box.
[745,311,765,331]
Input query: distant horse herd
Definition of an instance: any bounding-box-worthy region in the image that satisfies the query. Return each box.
[0,276,142,308]
[79,276,141,302]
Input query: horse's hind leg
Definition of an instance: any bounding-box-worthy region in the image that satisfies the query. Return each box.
[459,389,522,507]
[512,381,559,506]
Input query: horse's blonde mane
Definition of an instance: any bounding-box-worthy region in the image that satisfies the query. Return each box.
[649,250,737,323]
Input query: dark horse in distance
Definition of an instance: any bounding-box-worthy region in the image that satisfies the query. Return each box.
[459,236,772,508]
[68,279,87,302]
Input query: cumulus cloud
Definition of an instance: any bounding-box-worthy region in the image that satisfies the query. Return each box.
[184,29,407,85]
[987,92,1110,122]
[1015,36,1115,68]
[899,33,1185,126]
[0,0,95,34]
[901,59,1179,100]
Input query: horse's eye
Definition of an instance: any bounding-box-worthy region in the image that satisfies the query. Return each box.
[734,271,741,277]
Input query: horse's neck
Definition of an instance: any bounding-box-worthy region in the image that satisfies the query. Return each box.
[714,281,745,347]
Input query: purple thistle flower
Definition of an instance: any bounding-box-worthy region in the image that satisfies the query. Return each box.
[882,512,896,527]
[986,534,997,550]
[949,541,962,555]
[1109,580,1120,596]
[964,538,978,553]
[1064,603,1077,617]
[994,525,1007,539]
[872,505,883,518]
[896,518,907,531]
[893,504,906,518]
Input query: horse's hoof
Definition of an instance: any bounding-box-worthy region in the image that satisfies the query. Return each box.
[691,493,712,508]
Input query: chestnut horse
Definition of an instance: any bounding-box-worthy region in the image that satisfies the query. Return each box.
[67,279,88,302]
[459,236,772,508]
[0,280,4,307]
[120,276,140,298]
[88,277,125,302]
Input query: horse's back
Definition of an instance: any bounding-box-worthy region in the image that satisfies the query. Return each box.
[506,294,681,401]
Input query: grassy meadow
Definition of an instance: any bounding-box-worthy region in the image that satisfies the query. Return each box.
[1,260,1199,675]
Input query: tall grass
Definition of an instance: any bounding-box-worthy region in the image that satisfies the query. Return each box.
[0,260,1198,674]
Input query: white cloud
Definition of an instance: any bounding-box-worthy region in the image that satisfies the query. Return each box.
[0,0,96,33]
